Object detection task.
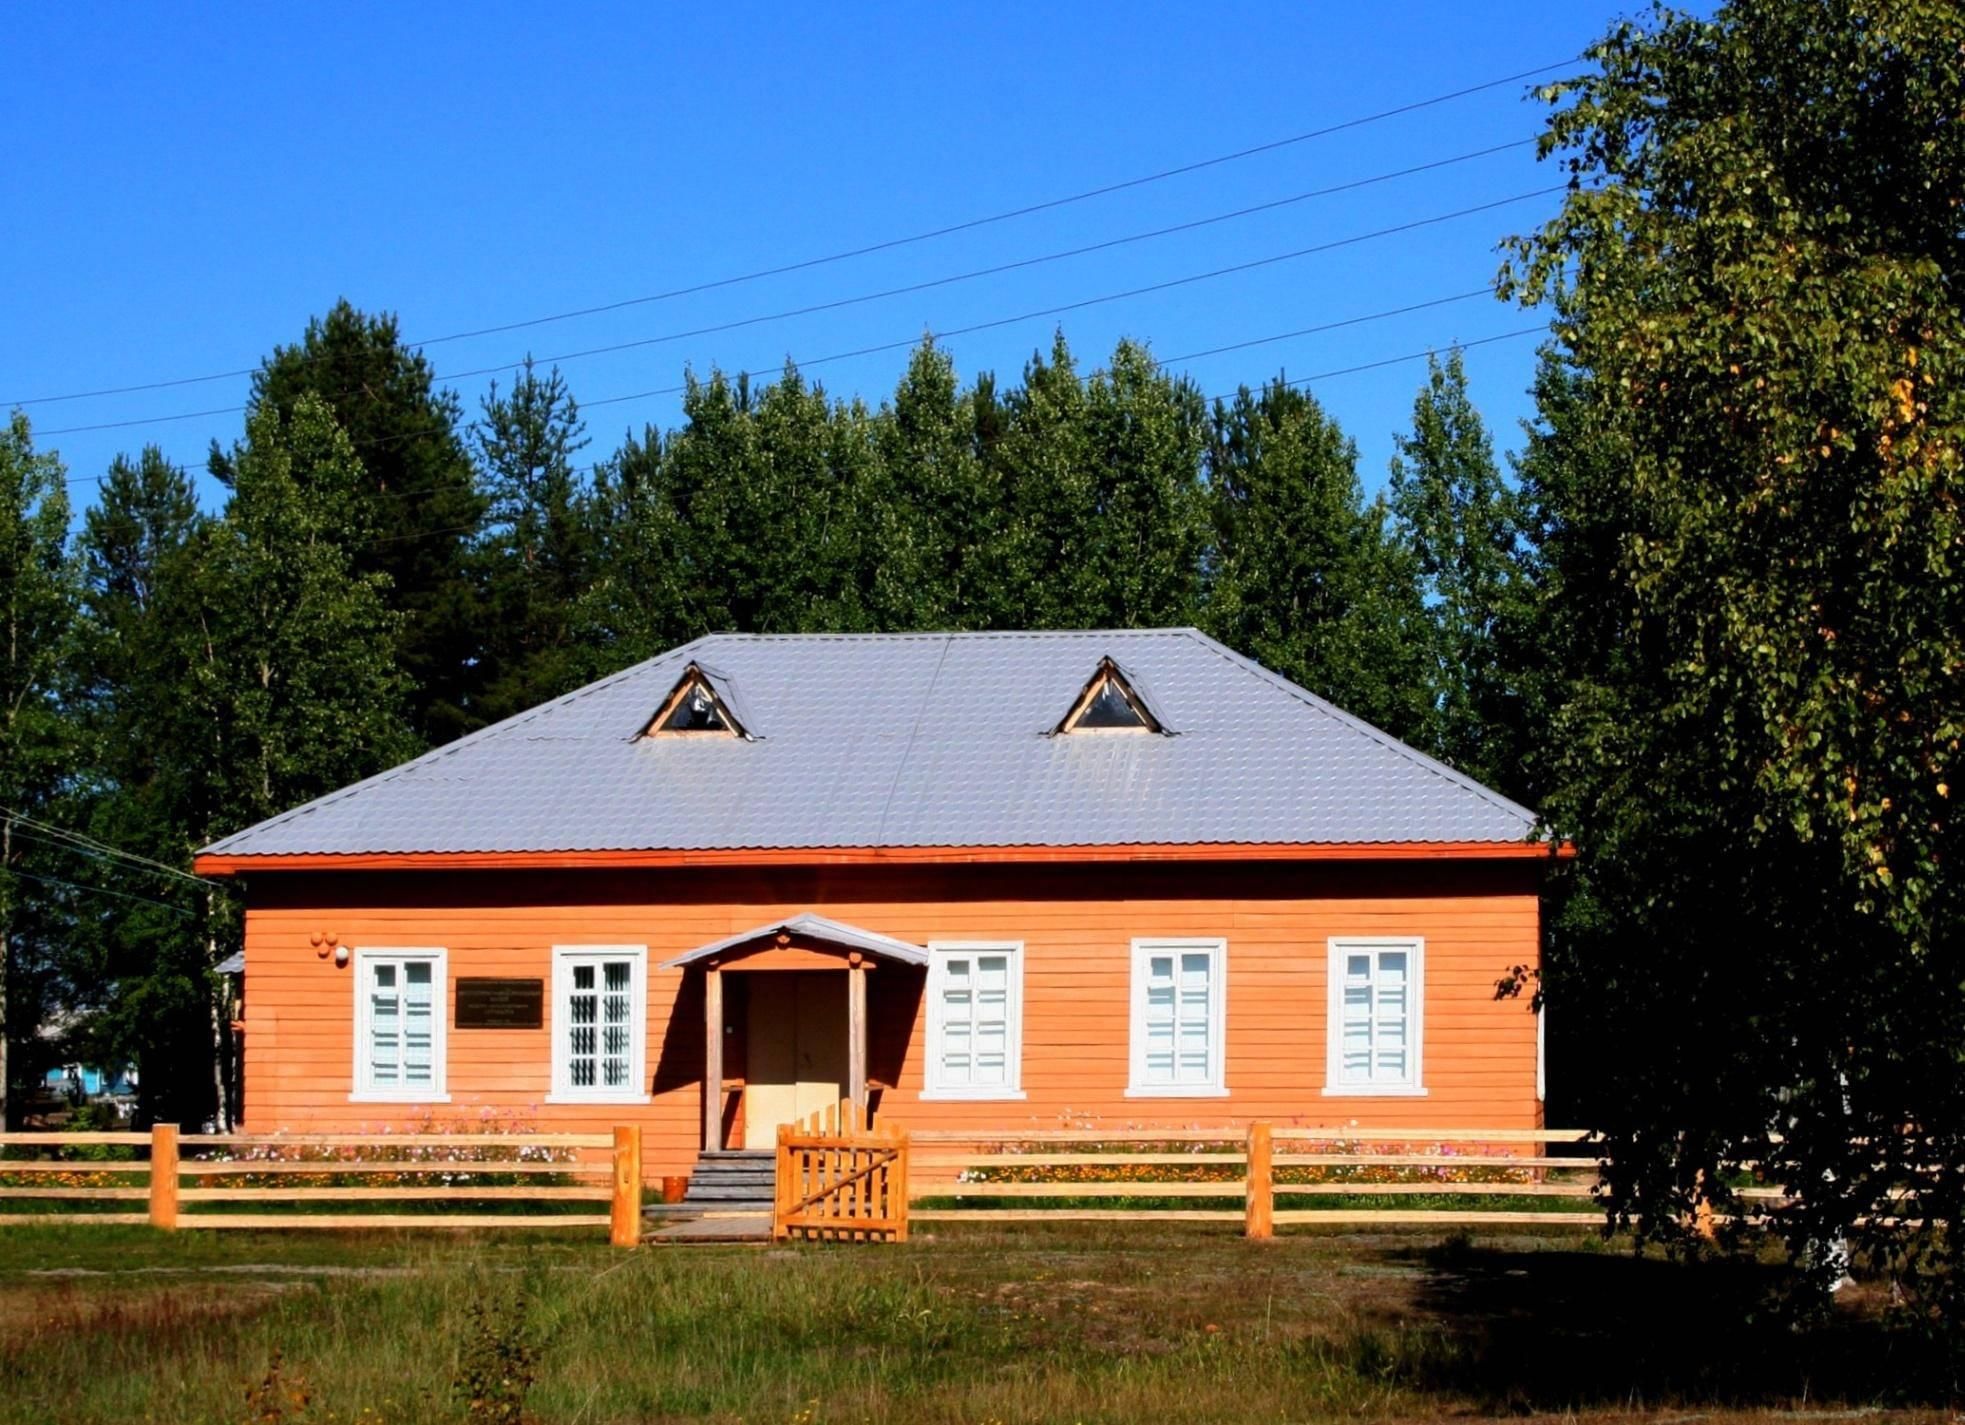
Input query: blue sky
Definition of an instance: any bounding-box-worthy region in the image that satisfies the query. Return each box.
[4,3,1629,515]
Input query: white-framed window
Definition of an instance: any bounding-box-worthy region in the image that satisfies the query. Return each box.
[923,942,1025,1100]
[351,948,448,1102]
[1127,938,1227,1097]
[1325,937,1426,1096]
[549,946,649,1104]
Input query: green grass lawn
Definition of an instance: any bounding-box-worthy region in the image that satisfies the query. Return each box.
[0,1220,1951,1424]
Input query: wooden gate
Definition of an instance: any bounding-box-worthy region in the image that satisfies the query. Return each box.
[773,1102,908,1242]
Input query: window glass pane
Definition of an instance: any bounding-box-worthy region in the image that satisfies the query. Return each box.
[1077,678,1148,729]
[1141,947,1214,1085]
[363,956,440,1092]
[1336,946,1415,1087]
[936,951,1016,1091]
[659,683,728,732]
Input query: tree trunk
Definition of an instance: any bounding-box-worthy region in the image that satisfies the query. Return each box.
[1,816,11,1134]
[206,893,233,1132]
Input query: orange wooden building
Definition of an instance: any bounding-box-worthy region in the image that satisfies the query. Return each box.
[194,630,1554,1186]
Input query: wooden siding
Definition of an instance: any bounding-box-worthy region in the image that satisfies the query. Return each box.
[238,862,1541,1179]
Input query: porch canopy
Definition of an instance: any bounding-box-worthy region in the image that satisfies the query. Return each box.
[661,914,926,1149]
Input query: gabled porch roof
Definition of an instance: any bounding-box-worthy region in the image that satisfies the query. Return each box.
[657,913,928,971]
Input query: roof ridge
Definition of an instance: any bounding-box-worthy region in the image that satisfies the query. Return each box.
[1174,629,1538,828]
[696,628,1196,642]
[198,635,715,855]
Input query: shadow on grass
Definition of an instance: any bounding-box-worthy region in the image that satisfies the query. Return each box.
[1349,1236,1957,1411]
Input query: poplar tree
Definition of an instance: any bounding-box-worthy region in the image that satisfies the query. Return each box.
[226,302,485,744]
[988,335,1103,628]
[1078,341,1210,629]
[1389,351,1532,791]
[70,448,222,1125]
[1206,381,1432,743]
[0,415,78,1127]
[471,360,594,721]
[868,342,992,629]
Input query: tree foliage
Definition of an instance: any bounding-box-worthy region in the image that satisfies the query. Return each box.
[1505,0,1965,1308]
[0,415,79,1125]
[223,301,483,744]
[1208,380,1433,743]
[1389,352,1534,793]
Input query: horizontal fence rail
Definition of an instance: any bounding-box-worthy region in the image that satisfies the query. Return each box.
[909,1126,1610,1234]
[0,1125,644,1246]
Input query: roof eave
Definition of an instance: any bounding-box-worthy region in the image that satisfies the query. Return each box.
[193,839,1571,878]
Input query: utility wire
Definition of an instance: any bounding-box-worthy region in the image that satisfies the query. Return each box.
[0,807,209,887]
[1203,325,1546,404]
[39,163,1553,440]
[4,59,1573,410]
[561,189,1563,413]
[2,866,198,919]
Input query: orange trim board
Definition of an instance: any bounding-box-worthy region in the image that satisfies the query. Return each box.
[193,840,1571,877]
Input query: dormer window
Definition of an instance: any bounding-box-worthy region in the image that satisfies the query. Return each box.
[645,664,746,739]
[1057,658,1163,735]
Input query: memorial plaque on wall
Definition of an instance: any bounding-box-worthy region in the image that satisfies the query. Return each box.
[455,977,544,1029]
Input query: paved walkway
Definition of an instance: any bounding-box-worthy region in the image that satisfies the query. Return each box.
[644,1212,771,1244]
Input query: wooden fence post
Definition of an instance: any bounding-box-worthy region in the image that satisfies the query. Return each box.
[610,1125,643,1248]
[773,1124,793,1240]
[148,1124,179,1231]
[1245,1122,1273,1241]
[892,1131,910,1244]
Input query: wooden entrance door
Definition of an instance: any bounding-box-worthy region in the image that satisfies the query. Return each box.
[744,972,847,1149]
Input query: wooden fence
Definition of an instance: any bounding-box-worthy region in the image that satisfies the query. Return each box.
[774,1102,908,1242]
[908,1126,1620,1237]
[0,1126,644,1246]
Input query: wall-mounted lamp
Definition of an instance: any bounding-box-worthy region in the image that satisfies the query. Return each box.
[333,945,350,967]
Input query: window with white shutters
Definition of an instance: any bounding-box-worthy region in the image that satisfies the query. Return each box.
[925,944,1024,1098]
[1128,939,1227,1096]
[551,947,648,1103]
[352,949,447,1101]
[1325,938,1425,1094]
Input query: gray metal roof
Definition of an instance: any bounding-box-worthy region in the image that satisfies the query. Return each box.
[658,914,928,970]
[200,629,1536,858]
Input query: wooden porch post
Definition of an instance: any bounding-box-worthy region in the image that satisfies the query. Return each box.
[847,956,867,1116]
[703,965,723,1151]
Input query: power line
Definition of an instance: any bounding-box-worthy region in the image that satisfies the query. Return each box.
[431,140,1533,386]
[0,807,209,887]
[559,189,1564,413]
[1203,325,1546,404]
[1158,289,1493,365]
[39,162,1554,441]
[2,866,198,919]
[4,58,1573,410]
